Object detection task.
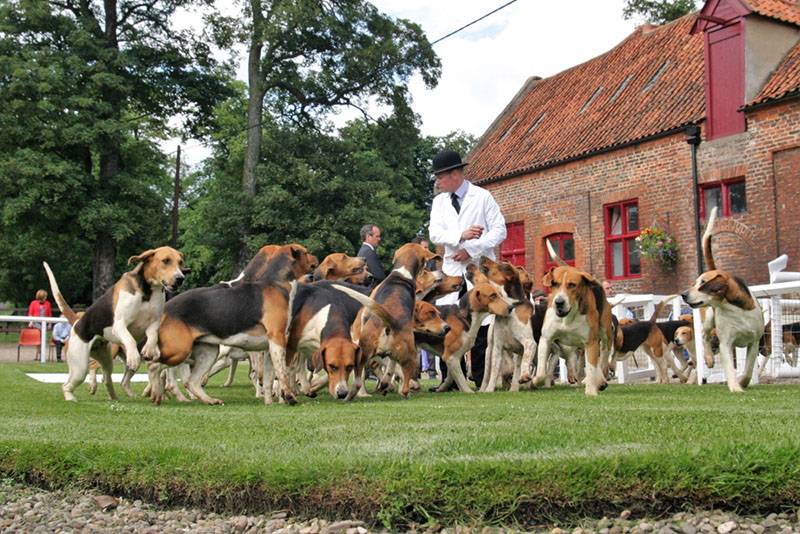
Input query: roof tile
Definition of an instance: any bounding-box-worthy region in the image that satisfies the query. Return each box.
[467,15,705,183]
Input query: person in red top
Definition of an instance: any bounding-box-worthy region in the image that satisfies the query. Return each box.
[28,289,52,326]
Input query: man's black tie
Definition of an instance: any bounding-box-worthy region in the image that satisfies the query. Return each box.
[450,193,461,214]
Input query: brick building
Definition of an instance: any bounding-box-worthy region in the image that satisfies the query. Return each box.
[466,0,800,294]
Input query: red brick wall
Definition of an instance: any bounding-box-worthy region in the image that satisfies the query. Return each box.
[481,98,800,293]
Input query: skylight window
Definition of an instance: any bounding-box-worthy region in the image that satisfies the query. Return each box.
[579,87,603,114]
[496,118,519,143]
[609,75,633,103]
[643,61,669,92]
[526,112,546,135]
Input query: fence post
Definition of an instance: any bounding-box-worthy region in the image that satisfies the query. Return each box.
[613,303,627,384]
[693,309,705,385]
[770,295,782,379]
[39,319,47,363]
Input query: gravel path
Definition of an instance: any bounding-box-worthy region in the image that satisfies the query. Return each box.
[1,480,798,533]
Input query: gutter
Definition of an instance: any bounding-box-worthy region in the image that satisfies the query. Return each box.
[475,124,696,186]
[742,89,800,112]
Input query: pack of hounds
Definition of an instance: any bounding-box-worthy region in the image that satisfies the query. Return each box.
[41,207,786,405]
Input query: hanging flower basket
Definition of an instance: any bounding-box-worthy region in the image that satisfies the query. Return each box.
[636,226,678,268]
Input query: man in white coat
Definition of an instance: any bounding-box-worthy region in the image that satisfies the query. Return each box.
[428,149,507,389]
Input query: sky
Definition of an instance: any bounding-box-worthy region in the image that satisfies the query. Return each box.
[172,0,641,165]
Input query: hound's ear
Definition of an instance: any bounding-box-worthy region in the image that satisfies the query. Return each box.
[580,271,598,286]
[128,249,156,265]
[700,274,727,295]
[312,348,325,372]
[287,244,308,261]
[542,267,556,287]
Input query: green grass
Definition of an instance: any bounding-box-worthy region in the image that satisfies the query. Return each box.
[1,362,799,529]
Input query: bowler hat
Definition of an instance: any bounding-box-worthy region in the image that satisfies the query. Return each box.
[432,149,468,175]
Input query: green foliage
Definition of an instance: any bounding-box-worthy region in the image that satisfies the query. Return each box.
[636,225,679,267]
[622,0,698,24]
[0,0,233,302]
[1,363,799,528]
[179,85,477,286]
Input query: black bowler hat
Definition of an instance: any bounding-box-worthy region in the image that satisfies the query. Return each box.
[431,149,468,175]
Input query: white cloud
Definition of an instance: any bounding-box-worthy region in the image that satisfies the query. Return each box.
[168,0,639,164]
[369,0,638,139]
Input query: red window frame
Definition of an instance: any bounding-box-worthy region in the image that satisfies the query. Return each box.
[500,221,525,267]
[604,200,641,280]
[699,178,746,219]
[543,233,575,271]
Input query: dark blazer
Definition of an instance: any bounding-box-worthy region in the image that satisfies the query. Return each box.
[357,243,386,283]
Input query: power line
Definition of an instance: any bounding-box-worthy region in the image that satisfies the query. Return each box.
[174,1,521,156]
[430,0,519,45]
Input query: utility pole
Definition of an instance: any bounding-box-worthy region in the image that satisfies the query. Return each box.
[171,145,181,247]
[686,125,703,275]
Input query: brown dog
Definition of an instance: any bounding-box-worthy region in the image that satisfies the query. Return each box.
[416,268,515,393]
[681,207,764,392]
[44,247,187,401]
[336,243,441,399]
[531,265,614,396]
[478,257,535,392]
[152,244,316,405]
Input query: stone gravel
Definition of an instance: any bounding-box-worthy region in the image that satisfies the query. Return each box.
[1,480,798,533]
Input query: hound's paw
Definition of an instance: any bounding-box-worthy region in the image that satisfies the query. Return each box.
[88,382,98,395]
[126,353,141,371]
[142,344,160,362]
[518,372,532,384]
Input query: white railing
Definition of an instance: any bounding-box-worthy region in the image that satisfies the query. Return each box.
[0,315,68,363]
[603,279,800,385]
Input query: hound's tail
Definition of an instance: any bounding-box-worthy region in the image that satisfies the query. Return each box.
[702,206,718,271]
[330,285,401,332]
[42,262,79,325]
[545,239,568,267]
[650,295,677,325]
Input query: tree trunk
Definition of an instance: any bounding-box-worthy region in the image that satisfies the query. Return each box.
[91,0,121,299]
[238,0,265,270]
[243,0,265,197]
[93,235,116,300]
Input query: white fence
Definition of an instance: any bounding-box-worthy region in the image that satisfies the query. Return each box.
[0,315,68,363]
[603,280,800,385]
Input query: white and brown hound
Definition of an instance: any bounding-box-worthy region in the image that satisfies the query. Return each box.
[681,207,764,393]
[43,247,187,401]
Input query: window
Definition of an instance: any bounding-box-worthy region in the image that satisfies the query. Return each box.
[500,222,525,267]
[544,233,575,271]
[605,200,641,280]
[699,178,746,219]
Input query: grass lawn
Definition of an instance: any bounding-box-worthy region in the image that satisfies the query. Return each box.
[1,361,799,529]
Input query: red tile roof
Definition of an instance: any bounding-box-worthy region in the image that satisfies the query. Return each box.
[744,0,800,26]
[466,15,706,184]
[467,1,800,184]
[750,39,800,106]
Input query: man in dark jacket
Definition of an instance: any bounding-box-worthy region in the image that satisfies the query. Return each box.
[357,223,386,284]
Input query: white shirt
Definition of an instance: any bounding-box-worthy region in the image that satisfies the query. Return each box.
[429,181,506,322]
[428,180,507,278]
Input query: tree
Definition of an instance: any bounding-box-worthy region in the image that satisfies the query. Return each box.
[179,87,475,287]
[622,0,698,24]
[0,0,232,300]
[209,0,440,267]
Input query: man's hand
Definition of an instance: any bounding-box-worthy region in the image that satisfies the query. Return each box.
[451,249,471,262]
[460,225,484,241]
